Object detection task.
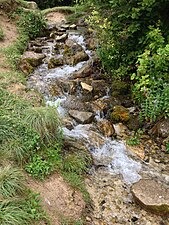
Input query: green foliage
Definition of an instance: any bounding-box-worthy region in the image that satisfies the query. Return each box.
[24,106,62,144]
[85,0,169,122]
[0,166,25,199]
[23,191,49,222]
[166,142,169,153]
[126,136,140,146]
[25,146,62,180]
[63,151,91,175]
[16,9,46,39]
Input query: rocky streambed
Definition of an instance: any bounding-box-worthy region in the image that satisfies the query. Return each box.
[22,18,169,224]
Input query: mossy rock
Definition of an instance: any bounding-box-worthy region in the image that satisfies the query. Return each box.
[48,57,64,69]
[110,105,130,123]
[111,80,130,97]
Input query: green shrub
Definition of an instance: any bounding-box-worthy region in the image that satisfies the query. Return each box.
[16,9,46,39]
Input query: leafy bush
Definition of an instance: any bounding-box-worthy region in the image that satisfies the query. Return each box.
[16,9,46,39]
[85,0,169,122]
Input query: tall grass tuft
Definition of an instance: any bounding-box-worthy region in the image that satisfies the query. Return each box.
[0,200,31,225]
[0,166,25,198]
[24,106,62,144]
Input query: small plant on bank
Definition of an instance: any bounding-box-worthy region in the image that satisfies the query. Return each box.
[25,145,62,180]
[126,129,143,146]
[166,142,169,153]
[0,26,4,40]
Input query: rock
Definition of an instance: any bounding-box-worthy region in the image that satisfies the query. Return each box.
[20,51,45,69]
[25,1,38,9]
[113,123,128,137]
[97,120,115,137]
[70,51,89,65]
[132,179,169,215]
[91,98,111,113]
[71,63,92,79]
[111,105,130,123]
[19,59,34,75]
[81,82,93,92]
[61,96,89,111]
[111,80,130,96]
[56,33,68,42]
[69,110,94,124]
[70,24,77,29]
[64,39,83,55]
[91,80,109,97]
[151,119,169,138]
[61,24,70,29]
[86,38,96,50]
[62,117,74,130]
[48,57,64,69]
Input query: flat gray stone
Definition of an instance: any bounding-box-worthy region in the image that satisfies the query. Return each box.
[69,110,94,124]
[132,179,169,215]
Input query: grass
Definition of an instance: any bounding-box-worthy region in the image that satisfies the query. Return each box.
[0,166,25,199]
[24,106,62,144]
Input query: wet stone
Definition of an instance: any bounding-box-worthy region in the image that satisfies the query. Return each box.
[132,179,169,215]
[69,110,94,124]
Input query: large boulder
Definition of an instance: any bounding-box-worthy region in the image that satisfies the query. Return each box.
[69,110,94,124]
[132,179,169,215]
[19,51,45,75]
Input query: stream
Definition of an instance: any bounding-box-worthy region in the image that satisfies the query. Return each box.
[27,22,169,225]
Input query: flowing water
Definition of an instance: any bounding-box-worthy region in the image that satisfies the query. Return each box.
[28,25,169,225]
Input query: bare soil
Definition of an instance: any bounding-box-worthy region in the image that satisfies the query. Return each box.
[27,174,85,225]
